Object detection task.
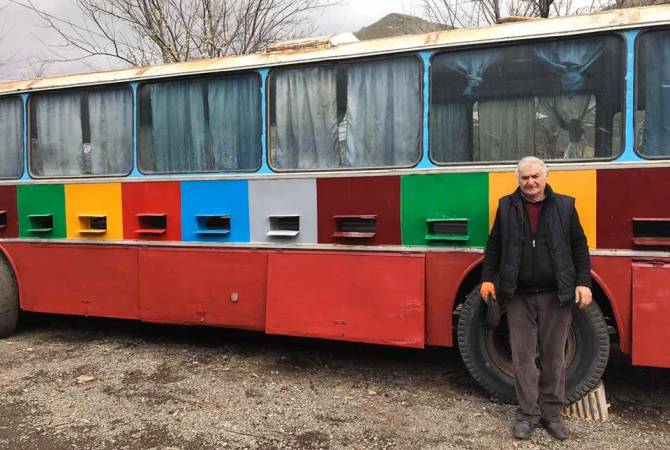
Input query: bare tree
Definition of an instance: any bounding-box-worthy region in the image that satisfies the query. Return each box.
[11,0,340,68]
[421,0,598,28]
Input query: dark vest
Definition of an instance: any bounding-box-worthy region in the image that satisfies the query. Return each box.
[497,186,577,305]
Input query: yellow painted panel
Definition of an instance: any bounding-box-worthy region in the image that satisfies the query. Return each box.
[65,183,124,240]
[488,171,518,228]
[487,170,597,248]
[547,170,597,249]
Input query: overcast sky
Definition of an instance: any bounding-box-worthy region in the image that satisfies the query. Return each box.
[0,0,421,80]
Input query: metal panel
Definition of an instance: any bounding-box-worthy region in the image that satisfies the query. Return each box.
[0,186,18,238]
[402,173,489,247]
[317,176,401,245]
[266,251,425,348]
[65,183,124,240]
[248,178,317,244]
[122,181,181,241]
[138,247,266,330]
[3,242,139,319]
[180,180,250,243]
[632,261,670,368]
[17,184,66,239]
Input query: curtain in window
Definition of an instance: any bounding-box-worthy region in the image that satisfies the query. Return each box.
[0,98,23,178]
[272,67,338,169]
[443,49,498,97]
[88,89,133,174]
[146,80,209,172]
[534,41,605,94]
[478,96,535,161]
[430,102,470,162]
[344,58,420,167]
[32,93,83,176]
[208,76,260,170]
[641,32,670,156]
[537,94,595,159]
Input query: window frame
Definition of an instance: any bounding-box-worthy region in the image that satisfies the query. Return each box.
[137,70,263,175]
[266,53,425,173]
[428,31,627,167]
[0,94,25,180]
[28,83,134,179]
[633,26,670,161]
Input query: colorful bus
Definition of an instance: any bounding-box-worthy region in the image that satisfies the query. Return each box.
[0,5,669,405]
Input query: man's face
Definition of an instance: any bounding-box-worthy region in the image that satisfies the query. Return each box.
[517,163,547,200]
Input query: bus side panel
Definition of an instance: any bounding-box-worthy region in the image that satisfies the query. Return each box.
[138,247,267,330]
[591,256,632,354]
[266,251,425,348]
[631,261,670,368]
[425,252,483,347]
[2,242,139,319]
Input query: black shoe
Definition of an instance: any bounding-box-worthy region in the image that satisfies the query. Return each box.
[542,419,569,440]
[513,420,534,440]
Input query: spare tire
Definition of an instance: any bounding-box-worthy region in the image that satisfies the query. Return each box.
[456,291,610,404]
[0,255,19,338]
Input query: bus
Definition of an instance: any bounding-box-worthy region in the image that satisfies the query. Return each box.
[0,5,668,406]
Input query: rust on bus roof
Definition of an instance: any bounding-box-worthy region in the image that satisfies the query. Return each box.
[0,5,669,95]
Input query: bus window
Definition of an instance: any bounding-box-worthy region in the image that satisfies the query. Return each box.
[138,74,261,174]
[430,35,624,164]
[636,29,670,158]
[269,56,422,171]
[0,96,23,179]
[30,87,132,177]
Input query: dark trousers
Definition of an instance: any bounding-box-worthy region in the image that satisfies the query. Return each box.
[506,291,573,424]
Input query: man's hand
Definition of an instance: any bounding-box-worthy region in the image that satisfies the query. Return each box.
[480,281,496,302]
[575,286,592,309]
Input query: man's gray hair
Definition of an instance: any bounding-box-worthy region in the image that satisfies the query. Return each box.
[516,156,548,177]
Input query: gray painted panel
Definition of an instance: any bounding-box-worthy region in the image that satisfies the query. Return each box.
[249,178,317,244]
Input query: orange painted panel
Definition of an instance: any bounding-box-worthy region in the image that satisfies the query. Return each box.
[488,170,596,248]
[632,261,670,368]
[138,248,267,330]
[2,242,139,319]
[65,183,124,240]
[266,251,425,348]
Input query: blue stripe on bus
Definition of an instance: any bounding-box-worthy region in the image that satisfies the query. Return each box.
[416,51,436,169]
[20,94,30,181]
[618,30,642,163]
[258,68,272,174]
[129,82,142,177]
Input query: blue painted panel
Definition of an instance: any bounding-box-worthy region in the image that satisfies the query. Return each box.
[180,180,250,242]
[417,51,437,169]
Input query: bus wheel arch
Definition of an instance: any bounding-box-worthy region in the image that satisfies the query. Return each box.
[0,248,19,338]
[454,266,611,405]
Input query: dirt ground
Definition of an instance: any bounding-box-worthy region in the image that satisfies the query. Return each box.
[0,313,668,450]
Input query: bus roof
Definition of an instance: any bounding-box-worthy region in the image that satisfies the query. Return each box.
[1,4,669,95]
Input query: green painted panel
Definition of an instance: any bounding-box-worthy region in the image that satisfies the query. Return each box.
[17,184,66,239]
[401,173,489,247]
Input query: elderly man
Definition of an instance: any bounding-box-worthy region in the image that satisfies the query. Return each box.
[480,156,592,441]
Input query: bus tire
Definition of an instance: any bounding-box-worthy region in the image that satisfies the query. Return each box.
[0,256,19,338]
[456,291,610,405]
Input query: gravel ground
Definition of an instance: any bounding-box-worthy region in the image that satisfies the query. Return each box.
[0,313,668,450]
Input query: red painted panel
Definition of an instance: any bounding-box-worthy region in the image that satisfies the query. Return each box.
[597,168,670,249]
[1,242,139,319]
[632,261,670,368]
[425,252,483,347]
[317,177,401,245]
[122,181,181,241]
[266,251,425,348]
[591,256,632,354]
[0,186,18,238]
[139,248,267,330]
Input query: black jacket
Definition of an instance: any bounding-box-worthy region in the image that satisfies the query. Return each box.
[481,184,591,305]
